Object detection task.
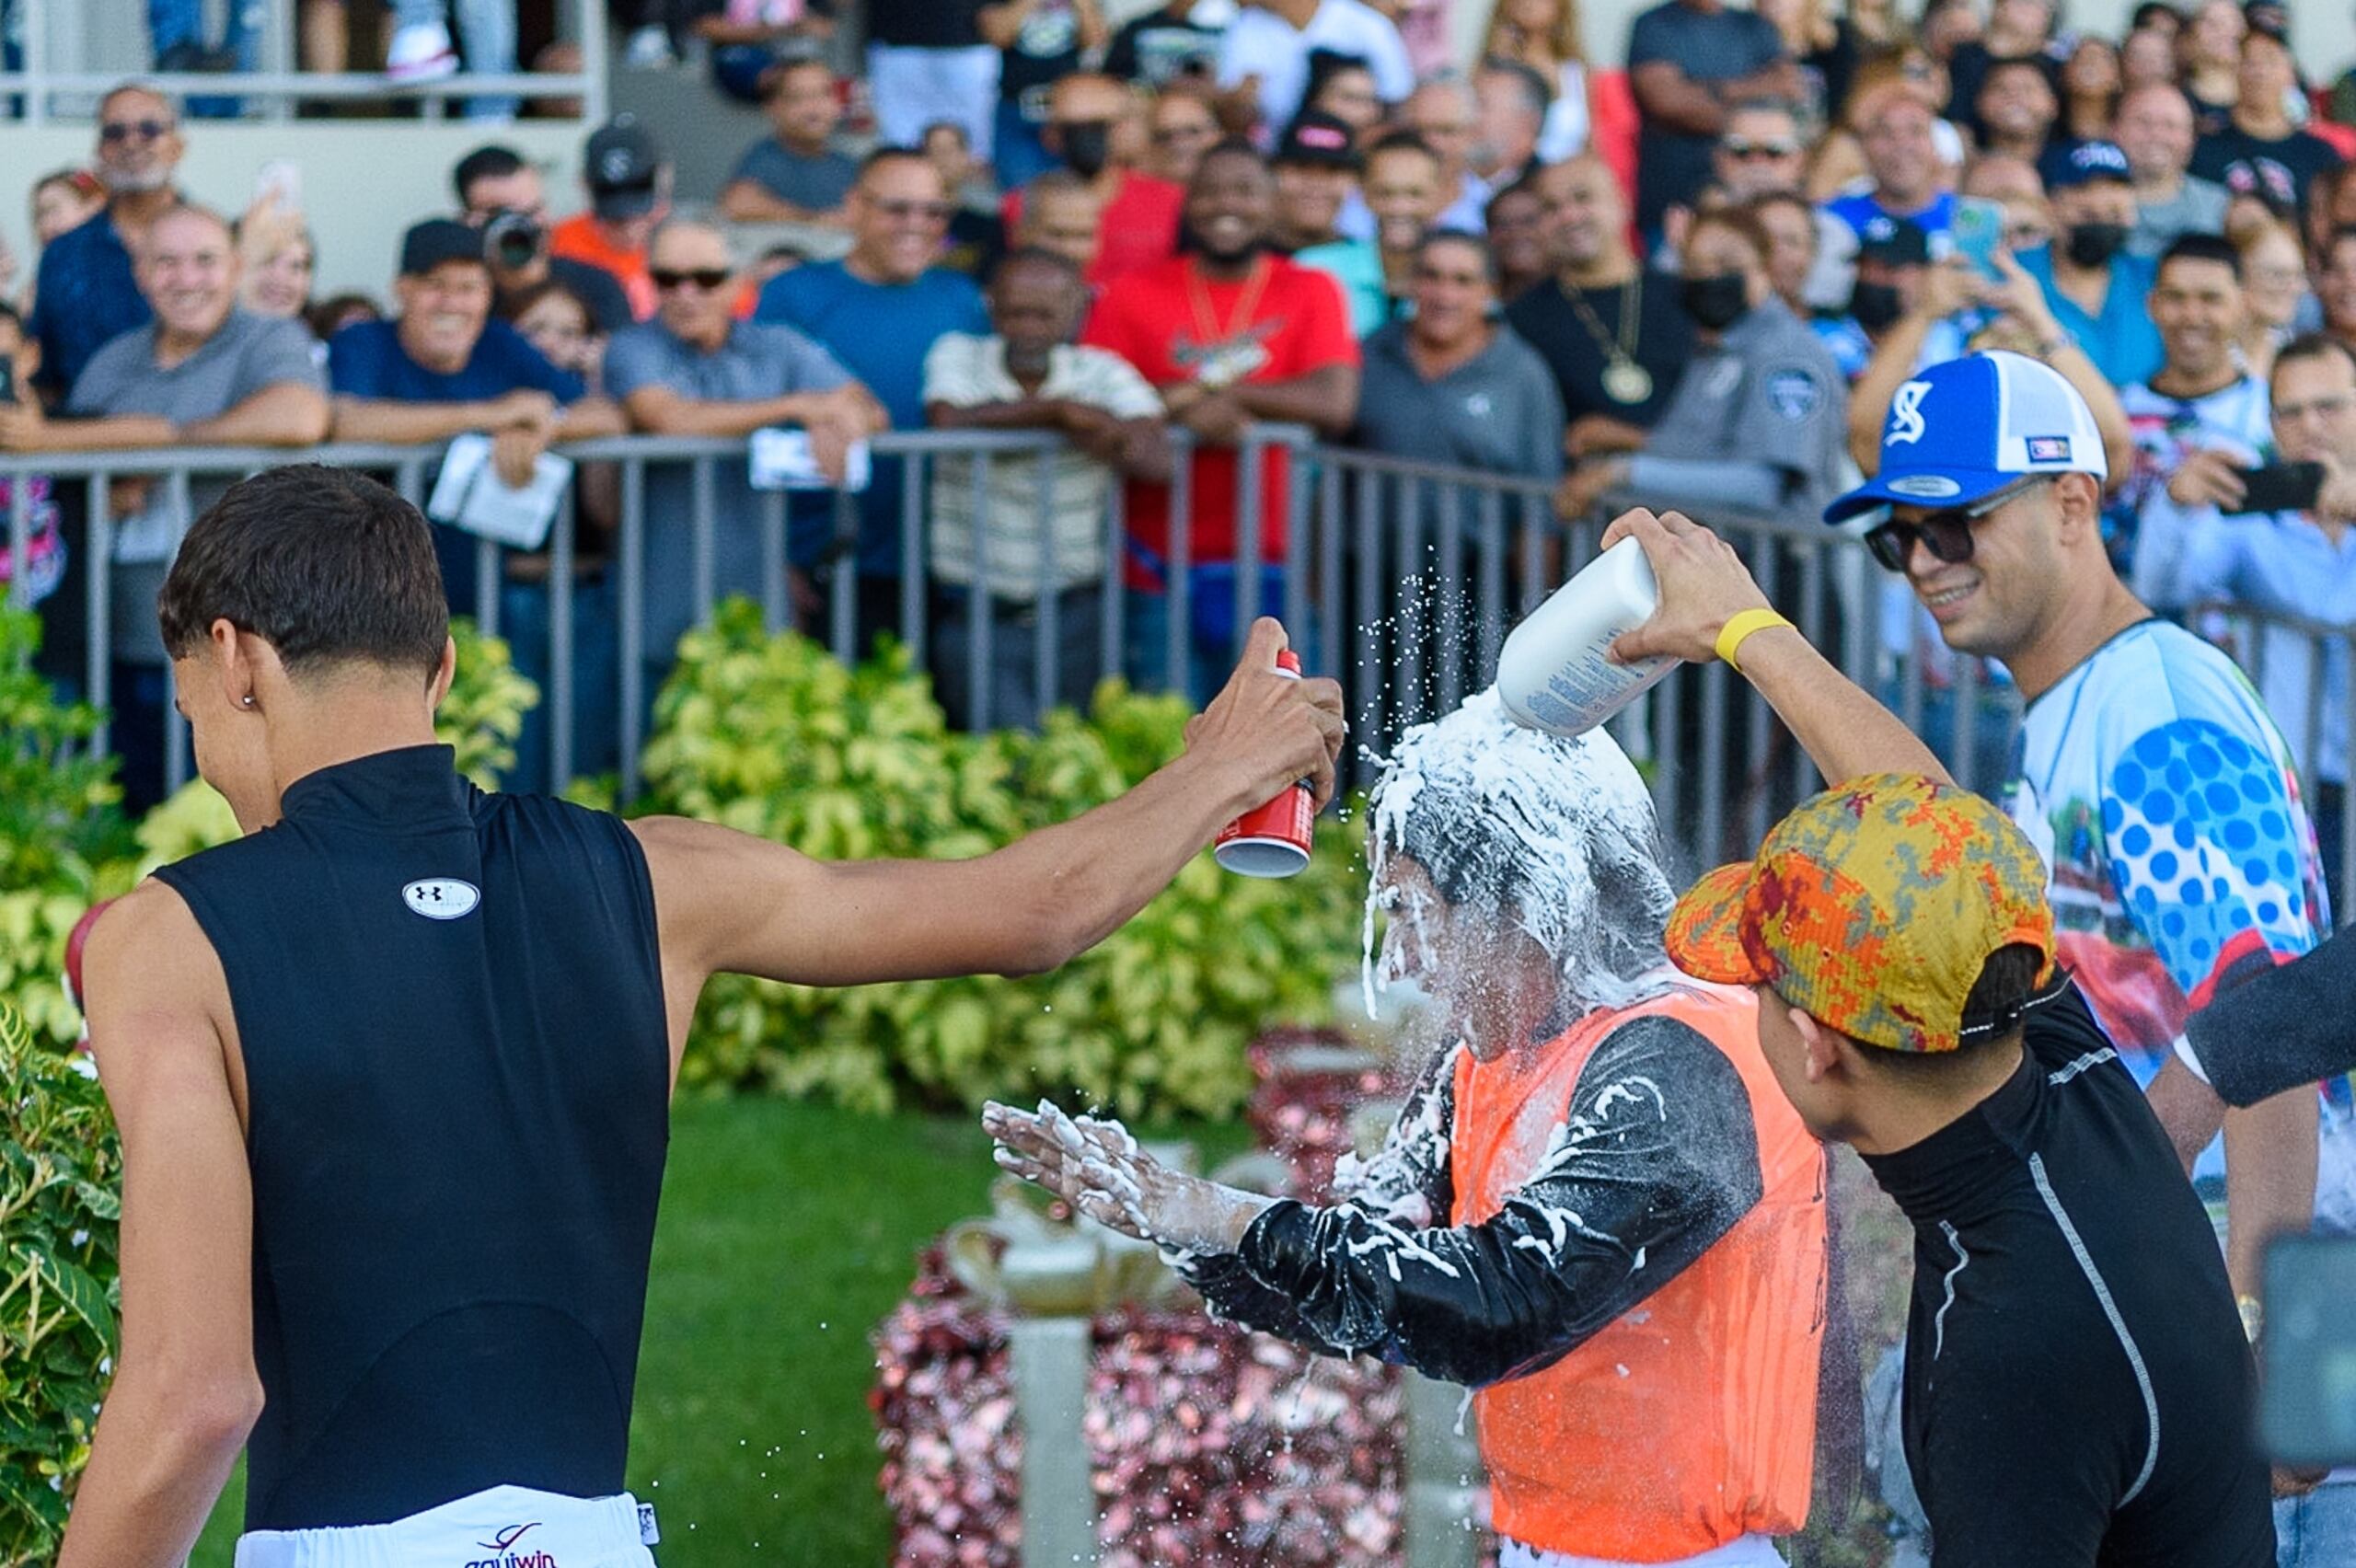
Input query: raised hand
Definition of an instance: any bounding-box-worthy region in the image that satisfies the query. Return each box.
[1598,508,1776,667]
[1183,617,1345,813]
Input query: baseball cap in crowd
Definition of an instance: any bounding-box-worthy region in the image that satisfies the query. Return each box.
[399,217,487,276]
[1274,110,1359,171]
[1664,773,2058,1054]
[584,115,665,219]
[1823,351,2108,525]
[1857,214,1930,268]
[2039,138,2131,190]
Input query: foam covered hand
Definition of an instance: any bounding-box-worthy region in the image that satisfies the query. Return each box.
[983,1099,1272,1252]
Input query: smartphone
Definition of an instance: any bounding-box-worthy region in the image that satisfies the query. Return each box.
[2230,460,2325,515]
[255,158,302,210]
[1952,197,2008,282]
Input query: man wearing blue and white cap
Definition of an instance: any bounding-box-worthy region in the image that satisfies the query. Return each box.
[1828,350,2348,1540]
[2018,139,2164,386]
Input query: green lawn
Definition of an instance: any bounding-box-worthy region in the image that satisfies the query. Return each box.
[191,1095,1253,1565]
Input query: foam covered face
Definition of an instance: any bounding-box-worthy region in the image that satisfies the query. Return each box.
[1364,688,1676,1037]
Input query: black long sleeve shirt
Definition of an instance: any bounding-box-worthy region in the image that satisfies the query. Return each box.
[1181,1012,1763,1389]
[1863,985,2274,1567]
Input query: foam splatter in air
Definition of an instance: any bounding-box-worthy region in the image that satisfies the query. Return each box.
[1362,686,1676,1024]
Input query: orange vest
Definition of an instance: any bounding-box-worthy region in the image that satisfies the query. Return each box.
[1449,982,1827,1562]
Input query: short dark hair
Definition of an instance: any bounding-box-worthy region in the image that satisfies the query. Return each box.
[158,466,449,679]
[2271,331,2356,389]
[1193,137,1269,183]
[857,144,935,182]
[2158,231,2244,281]
[759,53,833,98]
[1686,203,1773,265]
[1366,129,1440,165]
[992,244,1086,286]
[1853,943,2052,1076]
[1416,226,1499,285]
[2130,1,2181,29]
[452,144,526,206]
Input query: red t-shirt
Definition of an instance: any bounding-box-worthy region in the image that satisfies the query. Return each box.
[1081,254,1357,585]
[1001,170,1184,289]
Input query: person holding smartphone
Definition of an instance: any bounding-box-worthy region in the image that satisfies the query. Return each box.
[2158,332,2356,915]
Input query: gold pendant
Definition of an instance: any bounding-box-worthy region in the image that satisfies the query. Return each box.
[1602,355,1653,406]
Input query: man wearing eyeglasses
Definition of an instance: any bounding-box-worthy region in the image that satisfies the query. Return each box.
[606,219,887,693]
[756,149,990,650]
[1820,85,1958,293]
[28,82,186,401]
[1711,99,1807,203]
[1826,351,2341,1415]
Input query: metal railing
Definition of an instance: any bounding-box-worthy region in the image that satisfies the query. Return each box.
[1,0,606,123]
[2,427,2347,920]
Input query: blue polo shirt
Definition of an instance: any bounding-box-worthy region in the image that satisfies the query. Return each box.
[326,317,584,405]
[755,259,989,577]
[2016,244,2163,388]
[29,209,149,398]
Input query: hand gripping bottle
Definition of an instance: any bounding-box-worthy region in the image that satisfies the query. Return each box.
[1496,537,1675,737]
[1214,650,1314,878]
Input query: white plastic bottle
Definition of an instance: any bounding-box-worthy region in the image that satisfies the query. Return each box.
[1496,537,1675,737]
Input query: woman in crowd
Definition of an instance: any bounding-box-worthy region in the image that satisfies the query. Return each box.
[237,204,317,325]
[1301,52,1386,145]
[2237,219,2308,382]
[502,278,605,391]
[2060,35,2122,144]
[1479,0,1590,162]
[21,168,106,311]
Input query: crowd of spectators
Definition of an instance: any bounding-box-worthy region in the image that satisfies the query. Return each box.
[6,0,2356,848]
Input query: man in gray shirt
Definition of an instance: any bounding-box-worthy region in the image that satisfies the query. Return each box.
[0,201,327,807]
[720,58,861,227]
[604,219,884,683]
[1562,203,1845,530]
[2119,83,2232,260]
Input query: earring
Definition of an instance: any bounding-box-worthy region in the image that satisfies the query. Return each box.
[241,695,256,708]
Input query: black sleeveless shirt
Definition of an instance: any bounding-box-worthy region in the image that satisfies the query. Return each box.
[152,745,671,1531]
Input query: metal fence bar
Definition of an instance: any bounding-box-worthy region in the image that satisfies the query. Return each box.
[1284,445,1313,668]
[1476,486,1507,683]
[1100,484,1124,690]
[87,478,113,757]
[474,535,500,635]
[1235,435,1265,659]
[1436,483,1466,712]
[549,486,576,788]
[828,491,857,663]
[761,488,789,636]
[1317,462,1344,686]
[901,452,926,662]
[1165,450,1192,695]
[1796,543,1827,802]
[0,70,600,112]
[1352,466,1383,762]
[1743,536,1779,853]
[163,468,194,794]
[1034,450,1057,720]
[968,456,992,732]
[1394,475,1426,731]
[691,457,717,633]
[618,457,646,803]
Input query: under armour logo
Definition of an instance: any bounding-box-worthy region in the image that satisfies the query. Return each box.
[1888,380,1931,446]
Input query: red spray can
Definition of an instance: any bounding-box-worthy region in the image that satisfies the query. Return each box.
[1214,650,1314,878]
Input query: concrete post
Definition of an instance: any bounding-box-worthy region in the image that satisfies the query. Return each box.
[1010,1315,1098,1568]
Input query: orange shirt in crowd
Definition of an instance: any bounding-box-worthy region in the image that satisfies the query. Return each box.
[550,213,656,319]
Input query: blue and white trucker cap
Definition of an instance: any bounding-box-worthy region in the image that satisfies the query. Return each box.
[1824,351,2108,525]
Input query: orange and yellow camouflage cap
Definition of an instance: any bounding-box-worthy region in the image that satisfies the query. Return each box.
[1664,773,2057,1053]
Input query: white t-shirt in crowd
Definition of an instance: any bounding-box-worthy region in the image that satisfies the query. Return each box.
[1215,0,1414,135]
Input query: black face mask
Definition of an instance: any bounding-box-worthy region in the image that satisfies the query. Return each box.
[1850,280,1906,333]
[2063,221,2130,269]
[1057,121,1114,179]
[1680,271,1750,332]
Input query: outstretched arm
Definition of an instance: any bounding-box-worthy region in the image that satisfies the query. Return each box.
[991,1018,1764,1388]
[634,619,1345,1065]
[1603,507,1950,787]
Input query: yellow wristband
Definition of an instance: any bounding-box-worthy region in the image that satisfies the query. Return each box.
[1715,608,1796,673]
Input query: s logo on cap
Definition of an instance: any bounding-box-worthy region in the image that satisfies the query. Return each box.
[1888,381,1931,446]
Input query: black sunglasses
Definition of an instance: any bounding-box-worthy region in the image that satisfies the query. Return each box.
[650,268,732,292]
[100,118,174,144]
[1864,475,2052,572]
[1722,136,1800,159]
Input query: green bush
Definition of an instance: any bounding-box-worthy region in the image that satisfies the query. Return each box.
[0,1000,123,1565]
[639,601,1365,1119]
[0,612,137,1047]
